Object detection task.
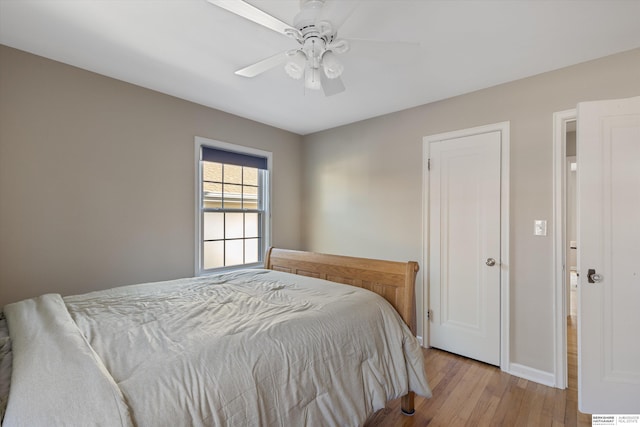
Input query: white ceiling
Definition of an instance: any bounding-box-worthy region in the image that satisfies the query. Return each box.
[1,0,640,135]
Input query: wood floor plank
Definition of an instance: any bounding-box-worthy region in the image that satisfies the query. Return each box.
[465,370,501,424]
[365,315,592,427]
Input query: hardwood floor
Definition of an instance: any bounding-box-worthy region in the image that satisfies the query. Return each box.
[366,315,591,426]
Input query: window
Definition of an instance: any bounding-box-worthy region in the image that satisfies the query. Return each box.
[195,137,271,274]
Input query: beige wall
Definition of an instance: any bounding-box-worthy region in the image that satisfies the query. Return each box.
[301,48,640,375]
[0,45,303,306]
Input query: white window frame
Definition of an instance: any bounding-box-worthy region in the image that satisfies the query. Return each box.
[194,136,272,275]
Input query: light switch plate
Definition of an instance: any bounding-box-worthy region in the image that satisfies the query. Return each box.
[534,220,547,236]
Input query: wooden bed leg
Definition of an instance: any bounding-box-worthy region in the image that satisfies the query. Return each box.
[401,391,415,416]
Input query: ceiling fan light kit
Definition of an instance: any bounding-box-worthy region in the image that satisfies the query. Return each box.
[207,0,351,96]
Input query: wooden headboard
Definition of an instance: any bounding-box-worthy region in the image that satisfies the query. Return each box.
[264,247,419,334]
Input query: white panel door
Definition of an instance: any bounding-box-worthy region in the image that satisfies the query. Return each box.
[429,130,501,366]
[578,96,640,413]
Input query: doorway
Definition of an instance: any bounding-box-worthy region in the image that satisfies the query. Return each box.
[564,125,581,407]
[566,125,578,320]
[553,109,576,389]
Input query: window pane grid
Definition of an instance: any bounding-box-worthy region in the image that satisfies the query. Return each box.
[201,157,266,271]
[203,235,263,269]
[202,163,260,210]
[202,213,262,242]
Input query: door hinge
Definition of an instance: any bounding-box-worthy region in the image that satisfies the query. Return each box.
[428,158,431,171]
[427,309,433,320]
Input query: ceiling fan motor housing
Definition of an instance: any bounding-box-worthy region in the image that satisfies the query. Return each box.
[294,0,326,30]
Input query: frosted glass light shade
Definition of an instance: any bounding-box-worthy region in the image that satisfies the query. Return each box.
[322,51,343,79]
[284,50,306,80]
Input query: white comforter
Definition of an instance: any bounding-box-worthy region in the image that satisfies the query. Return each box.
[3,269,431,426]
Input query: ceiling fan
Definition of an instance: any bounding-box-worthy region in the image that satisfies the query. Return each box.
[207,0,358,96]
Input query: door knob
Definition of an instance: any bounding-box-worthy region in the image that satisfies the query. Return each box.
[486,258,496,267]
[587,269,603,283]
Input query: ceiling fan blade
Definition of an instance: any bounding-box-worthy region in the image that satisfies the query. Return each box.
[235,51,288,78]
[320,72,345,97]
[207,0,296,37]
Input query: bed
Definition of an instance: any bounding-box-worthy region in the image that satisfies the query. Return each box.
[1,248,431,426]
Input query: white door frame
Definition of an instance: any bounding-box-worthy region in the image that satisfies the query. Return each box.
[422,121,510,372]
[552,108,577,389]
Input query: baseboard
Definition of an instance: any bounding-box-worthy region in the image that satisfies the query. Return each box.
[508,363,556,387]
